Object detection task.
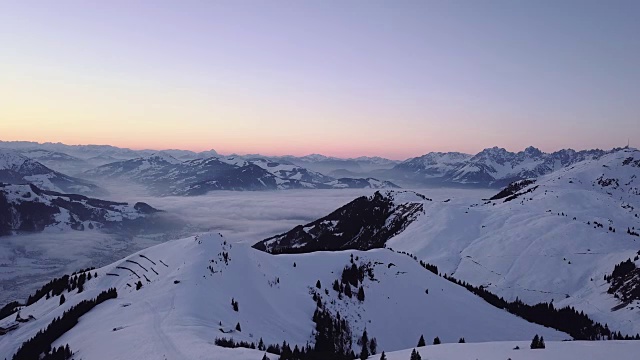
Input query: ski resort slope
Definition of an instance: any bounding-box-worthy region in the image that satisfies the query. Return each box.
[379,340,640,360]
[386,148,640,334]
[0,233,566,360]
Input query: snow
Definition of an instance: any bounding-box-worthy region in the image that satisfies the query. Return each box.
[379,340,640,360]
[379,149,640,334]
[0,149,32,170]
[0,233,567,360]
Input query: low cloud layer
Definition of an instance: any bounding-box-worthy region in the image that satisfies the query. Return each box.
[140,189,380,244]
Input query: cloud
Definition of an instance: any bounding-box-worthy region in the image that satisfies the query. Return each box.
[139,189,379,244]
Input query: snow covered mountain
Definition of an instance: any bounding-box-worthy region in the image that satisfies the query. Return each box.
[252,148,640,336]
[0,183,162,236]
[85,155,398,196]
[0,150,102,195]
[14,149,93,175]
[392,146,611,187]
[254,191,426,253]
[0,233,566,360]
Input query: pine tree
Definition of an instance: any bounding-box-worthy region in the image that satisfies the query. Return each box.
[369,337,377,355]
[359,329,370,360]
[530,334,540,349]
[458,337,465,343]
[333,279,340,292]
[136,280,143,290]
[344,282,353,298]
[357,286,365,302]
[410,348,422,360]
[59,294,66,305]
[235,322,241,332]
[417,335,426,347]
[433,337,441,345]
[262,353,270,360]
[380,351,386,360]
[258,337,265,351]
[539,336,545,349]
[316,280,322,289]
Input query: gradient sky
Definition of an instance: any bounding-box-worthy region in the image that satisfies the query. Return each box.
[1,0,639,159]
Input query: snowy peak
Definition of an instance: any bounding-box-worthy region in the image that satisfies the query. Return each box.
[144,152,181,165]
[0,149,48,174]
[0,149,102,195]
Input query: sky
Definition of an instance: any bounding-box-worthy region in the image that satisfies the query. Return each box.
[1,0,639,160]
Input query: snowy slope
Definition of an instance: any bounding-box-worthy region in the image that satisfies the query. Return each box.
[378,340,640,360]
[253,148,640,335]
[0,233,566,360]
[0,149,102,195]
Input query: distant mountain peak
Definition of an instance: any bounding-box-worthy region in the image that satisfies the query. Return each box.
[144,151,181,164]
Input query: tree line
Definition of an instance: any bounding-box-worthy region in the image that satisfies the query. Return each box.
[12,288,117,360]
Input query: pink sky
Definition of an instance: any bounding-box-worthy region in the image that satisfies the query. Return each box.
[1,1,638,160]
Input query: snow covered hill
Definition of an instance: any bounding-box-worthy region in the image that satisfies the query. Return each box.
[0,183,162,236]
[377,340,640,360]
[391,146,611,187]
[0,233,566,360]
[0,149,102,195]
[85,155,398,196]
[252,148,640,335]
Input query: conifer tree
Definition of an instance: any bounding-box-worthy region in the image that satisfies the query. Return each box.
[316,280,322,289]
[530,334,540,349]
[417,335,426,347]
[357,286,365,302]
[236,322,241,332]
[433,337,441,345]
[333,279,340,292]
[59,294,66,305]
[410,348,422,360]
[380,351,386,360]
[344,282,353,298]
[359,329,369,360]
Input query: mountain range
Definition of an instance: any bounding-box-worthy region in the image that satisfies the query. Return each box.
[388,146,613,187]
[1,140,627,190]
[84,153,399,196]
